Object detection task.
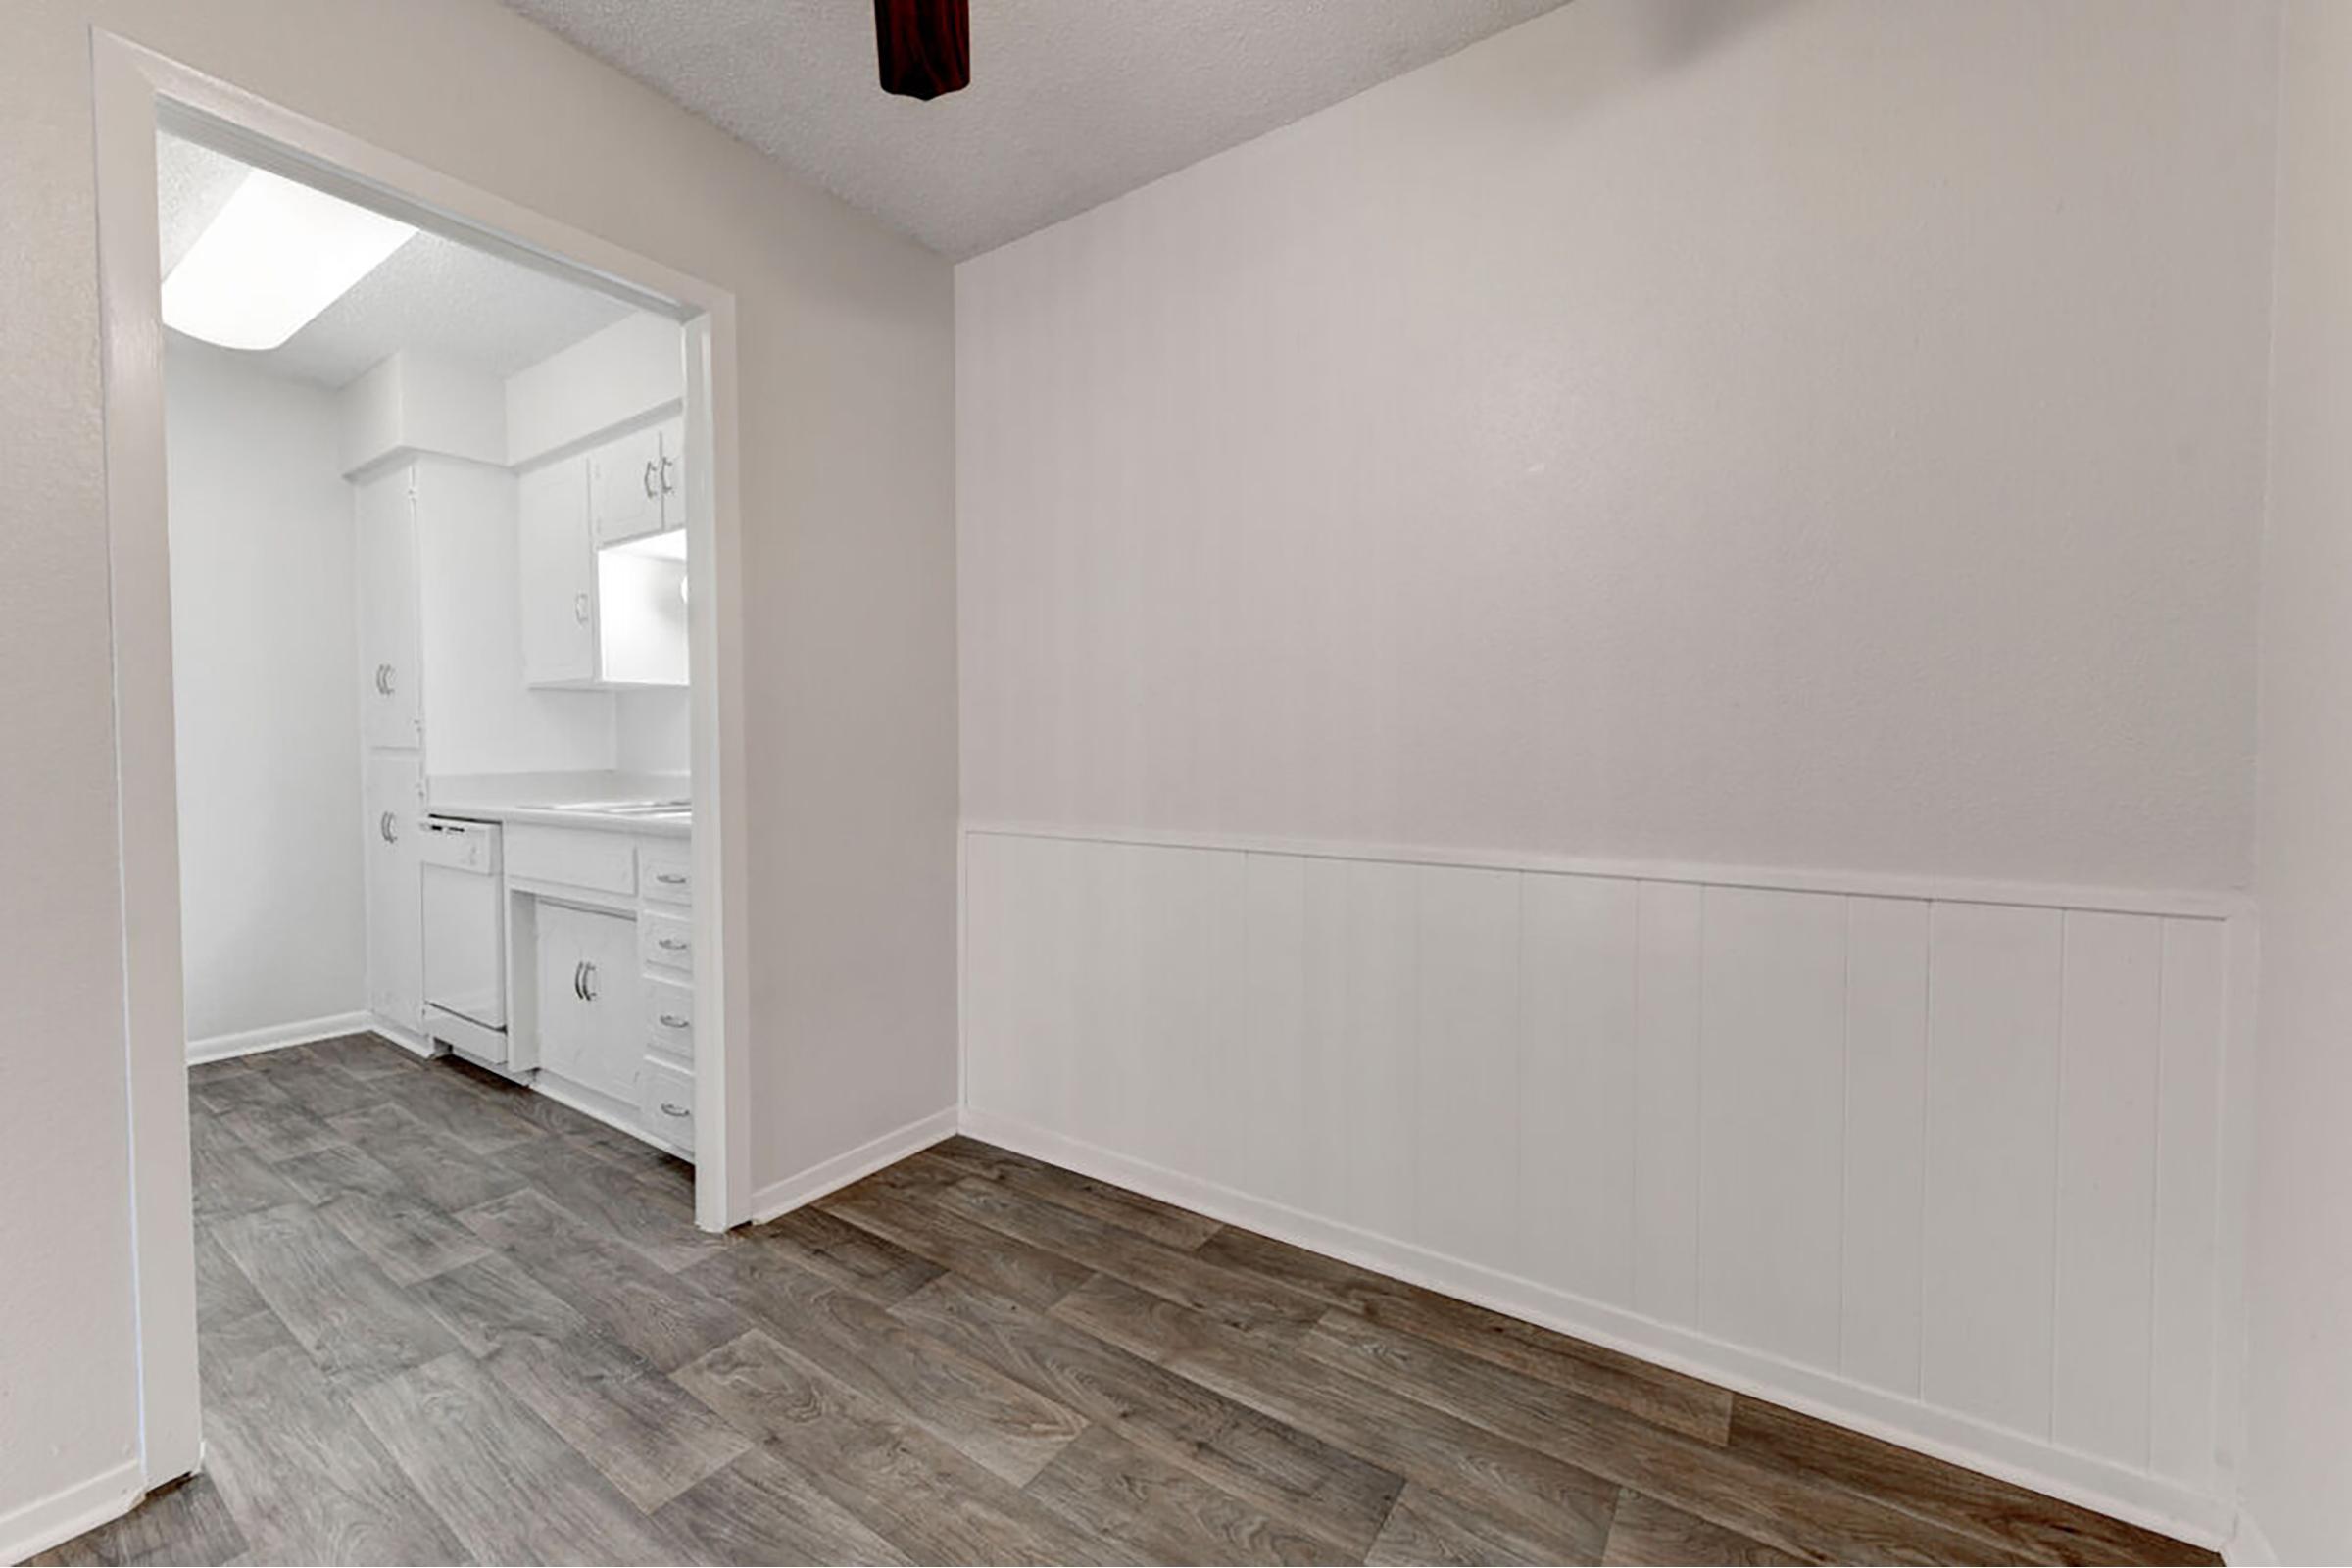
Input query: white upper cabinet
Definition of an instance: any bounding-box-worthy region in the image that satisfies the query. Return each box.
[356,464,421,750]
[522,419,688,691]
[517,459,596,687]
[587,416,684,547]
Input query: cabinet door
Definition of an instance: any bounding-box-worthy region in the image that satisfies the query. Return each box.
[518,459,596,686]
[365,752,424,1033]
[357,466,421,750]
[588,424,664,547]
[655,415,688,531]
[535,904,642,1102]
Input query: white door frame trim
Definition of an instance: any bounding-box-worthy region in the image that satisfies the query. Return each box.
[89,27,756,1493]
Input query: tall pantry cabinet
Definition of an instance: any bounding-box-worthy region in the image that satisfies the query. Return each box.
[357,463,425,1041]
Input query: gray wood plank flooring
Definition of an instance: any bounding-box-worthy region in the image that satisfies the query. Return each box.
[41,1033,2218,1566]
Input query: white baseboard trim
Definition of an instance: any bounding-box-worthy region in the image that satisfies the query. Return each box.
[960,1105,2235,1551]
[185,1010,372,1064]
[750,1105,960,1224]
[2225,1511,2278,1566]
[0,1456,144,1566]
[368,1017,437,1059]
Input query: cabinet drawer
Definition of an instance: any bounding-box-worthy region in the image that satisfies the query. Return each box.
[645,978,693,1063]
[638,1055,695,1154]
[638,843,693,906]
[641,910,693,975]
[506,824,635,897]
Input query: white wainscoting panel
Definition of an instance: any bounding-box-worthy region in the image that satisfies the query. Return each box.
[959,824,2246,1543]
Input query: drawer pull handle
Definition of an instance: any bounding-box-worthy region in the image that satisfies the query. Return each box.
[581,962,599,1002]
[655,871,688,885]
[379,811,399,844]
[572,961,586,1001]
[658,1013,690,1029]
[660,1102,690,1118]
[374,662,395,696]
[658,937,689,952]
[643,459,660,499]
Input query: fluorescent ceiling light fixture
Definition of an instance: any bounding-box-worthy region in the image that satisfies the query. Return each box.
[162,169,415,350]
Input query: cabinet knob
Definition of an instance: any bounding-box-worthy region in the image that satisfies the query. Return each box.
[573,591,591,624]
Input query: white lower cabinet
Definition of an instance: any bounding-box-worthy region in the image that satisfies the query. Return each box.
[514,825,696,1158]
[638,1056,695,1155]
[534,903,643,1104]
[365,752,424,1035]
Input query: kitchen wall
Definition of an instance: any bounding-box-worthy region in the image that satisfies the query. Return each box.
[955,0,2278,1542]
[0,0,955,1548]
[957,0,2275,895]
[616,689,691,776]
[2244,3,2352,1561]
[165,342,368,1052]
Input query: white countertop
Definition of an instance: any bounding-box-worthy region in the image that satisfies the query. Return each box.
[426,770,693,838]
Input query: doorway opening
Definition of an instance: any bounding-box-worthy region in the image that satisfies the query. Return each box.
[95,32,750,1496]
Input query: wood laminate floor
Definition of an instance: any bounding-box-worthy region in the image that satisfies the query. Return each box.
[43,1033,2215,1566]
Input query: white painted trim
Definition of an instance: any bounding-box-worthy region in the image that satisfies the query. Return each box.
[0,1457,144,1567]
[959,1103,2236,1550]
[750,1106,960,1224]
[185,1010,371,1065]
[93,28,755,1521]
[367,1016,435,1060]
[2224,1510,2278,1566]
[962,820,2249,922]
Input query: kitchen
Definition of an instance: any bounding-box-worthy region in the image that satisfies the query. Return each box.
[163,127,710,1172]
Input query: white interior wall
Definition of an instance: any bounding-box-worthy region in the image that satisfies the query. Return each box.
[958,0,2275,895]
[410,454,617,777]
[164,341,367,1051]
[955,0,2279,1544]
[2243,4,2352,1562]
[616,688,691,774]
[0,0,954,1548]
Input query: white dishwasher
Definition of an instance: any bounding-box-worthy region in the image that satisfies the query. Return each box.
[420,816,509,1066]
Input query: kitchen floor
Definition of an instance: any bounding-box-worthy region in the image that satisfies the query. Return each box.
[44,1035,2210,1567]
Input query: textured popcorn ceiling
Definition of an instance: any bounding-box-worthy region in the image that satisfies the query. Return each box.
[156,132,633,389]
[500,0,1570,259]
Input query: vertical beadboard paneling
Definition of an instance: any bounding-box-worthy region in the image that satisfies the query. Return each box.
[1293,857,1354,1222]
[1518,873,1641,1304]
[1921,901,2065,1437]
[2149,916,2227,1486]
[961,830,1020,1124]
[1120,843,1235,1180]
[960,828,2242,1532]
[1074,840,1146,1162]
[1698,887,1849,1373]
[1412,865,1523,1269]
[1339,858,1420,1240]
[2053,911,2162,1463]
[1241,854,1311,1209]
[1840,896,1931,1396]
[1634,881,1704,1327]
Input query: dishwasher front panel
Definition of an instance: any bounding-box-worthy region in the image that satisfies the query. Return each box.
[420,817,506,1031]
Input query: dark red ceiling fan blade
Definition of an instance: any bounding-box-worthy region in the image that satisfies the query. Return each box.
[874,0,970,100]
